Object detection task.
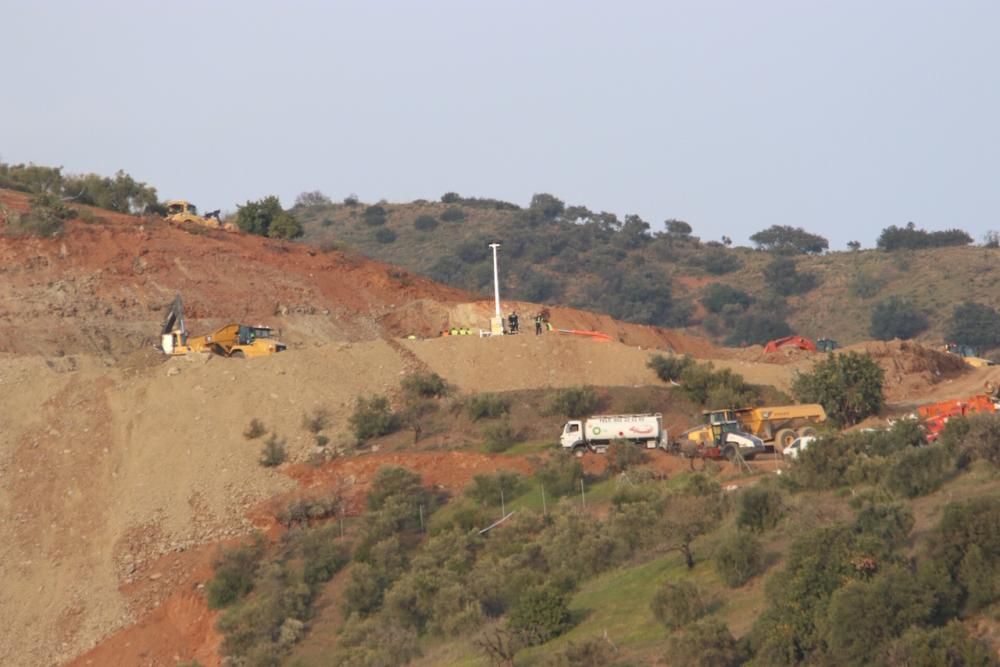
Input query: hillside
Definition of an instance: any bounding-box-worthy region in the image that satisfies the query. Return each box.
[293,195,1000,348]
[2,187,1000,667]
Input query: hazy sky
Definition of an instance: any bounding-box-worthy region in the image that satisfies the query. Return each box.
[3,1,999,248]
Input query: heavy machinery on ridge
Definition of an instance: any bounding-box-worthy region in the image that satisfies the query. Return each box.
[159,295,286,358]
[164,200,237,232]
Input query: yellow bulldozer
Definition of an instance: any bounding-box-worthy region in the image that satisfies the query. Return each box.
[159,295,286,358]
[164,200,237,232]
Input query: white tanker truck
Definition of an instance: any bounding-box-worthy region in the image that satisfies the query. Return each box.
[559,413,668,456]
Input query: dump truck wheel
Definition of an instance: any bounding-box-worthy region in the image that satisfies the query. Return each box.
[230,350,246,359]
[798,426,817,439]
[775,428,796,449]
[722,445,737,461]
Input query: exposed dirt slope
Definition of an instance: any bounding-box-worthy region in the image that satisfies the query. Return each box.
[0,187,990,666]
[0,188,722,361]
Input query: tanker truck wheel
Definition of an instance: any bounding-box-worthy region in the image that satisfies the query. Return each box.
[572,445,587,458]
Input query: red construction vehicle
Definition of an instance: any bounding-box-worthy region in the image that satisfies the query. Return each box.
[763,336,817,354]
[917,383,1000,442]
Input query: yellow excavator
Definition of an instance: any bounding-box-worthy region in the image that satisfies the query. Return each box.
[159,295,286,358]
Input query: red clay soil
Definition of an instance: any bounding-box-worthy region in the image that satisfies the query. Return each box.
[0,188,723,359]
[284,450,536,512]
[0,188,469,355]
[67,545,223,667]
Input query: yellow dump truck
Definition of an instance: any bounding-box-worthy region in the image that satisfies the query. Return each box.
[714,404,827,450]
[159,295,286,358]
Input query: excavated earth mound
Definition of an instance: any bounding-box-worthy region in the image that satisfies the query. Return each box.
[841,339,970,402]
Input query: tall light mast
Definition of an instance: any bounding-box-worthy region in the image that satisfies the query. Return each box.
[488,242,504,335]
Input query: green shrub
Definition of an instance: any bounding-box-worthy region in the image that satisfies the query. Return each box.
[877,223,972,251]
[547,386,602,418]
[374,227,397,243]
[235,195,302,239]
[852,501,914,549]
[607,441,650,473]
[699,248,743,275]
[701,284,754,314]
[259,433,287,467]
[331,614,421,666]
[413,214,439,231]
[723,311,793,347]
[792,351,884,425]
[294,190,331,207]
[824,567,937,666]
[946,301,1000,349]
[529,193,565,220]
[465,471,526,506]
[363,204,387,226]
[737,486,784,532]
[400,371,448,399]
[296,525,350,586]
[788,422,925,490]
[883,444,953,498]
[367,467,427,512]
[350,394,399,442]
[870,297,929,340]
[535,456,584,497]
[483,420,517,452]
[849,271,886,299]
[206,539,265,608]
[715,531,763,587]
[763,256,818,295]
[947,413,1000,466]
[647,353,694,382]
[466,393,511,420]
[508,586,572,646]
[650,580,705,629]
[751,225,829,254]
[673,359,757,408]
[886,621,997,667]
[440,207,466,222]
[542,636,620,667]
[3,193,72,237]
[243,418,266,439]
[664,618,746,667]
[301,408,330,434]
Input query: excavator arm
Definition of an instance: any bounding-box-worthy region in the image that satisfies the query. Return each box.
[161,294,186,337]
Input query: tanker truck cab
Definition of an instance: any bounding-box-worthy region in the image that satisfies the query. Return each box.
[560,421,585,452]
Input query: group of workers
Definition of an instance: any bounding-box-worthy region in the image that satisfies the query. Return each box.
[437,309,551,337]
[507,310,549,335]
